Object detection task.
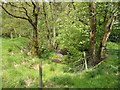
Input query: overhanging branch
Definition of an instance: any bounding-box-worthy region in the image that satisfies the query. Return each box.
[31,0,36,15]
[9,2,32,21]
[1,3,36,28]
[1,4,28,20]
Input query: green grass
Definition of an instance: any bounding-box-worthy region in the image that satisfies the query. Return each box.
[106,42,118,49]
[2,37,39,88]
[1,37,119,88]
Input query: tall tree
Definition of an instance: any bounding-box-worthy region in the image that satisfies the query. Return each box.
[1,1,40,55]
[89,2,97,66]
[1,1,43,87]
[98,3,118,61]
[42,2,52,48]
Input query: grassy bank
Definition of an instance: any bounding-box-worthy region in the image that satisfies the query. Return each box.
[1,37,119,88]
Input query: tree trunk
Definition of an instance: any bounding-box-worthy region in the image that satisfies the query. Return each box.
[31,26,39,55]
[10,32,13,39]
[98,13,116,61]
[52,1,57,48]
[39,60,42,88]
[30,1,43,87]
[43,2,52,48]
[32,25,43,88]
[89,2,96,66]
[30,1,40,56]
[84,51,88,70]
[13,28,17,38]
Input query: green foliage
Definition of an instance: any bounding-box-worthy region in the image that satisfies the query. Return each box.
[1,1,119,88]
[109,16,120,42]
[57,16,89,51]
[56,13,89,70]
[2,12,32,38]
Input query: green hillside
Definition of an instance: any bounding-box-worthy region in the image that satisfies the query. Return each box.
[1,37,119,88]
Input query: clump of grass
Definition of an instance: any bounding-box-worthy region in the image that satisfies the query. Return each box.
[50,74,74,87]
[106,42,118,49]
[49,65,55,71]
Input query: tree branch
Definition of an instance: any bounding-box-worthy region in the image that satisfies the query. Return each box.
[9,2,23,9]
[1,3,36,29]
[78,18,88,25]
[31,0,36,15]
[25,2,32,7]
[71,2,89,26]
[9,2,32,20]
[22,6,33,21]
[1,4,29,20]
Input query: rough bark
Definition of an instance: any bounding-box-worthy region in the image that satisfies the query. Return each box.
[98,12,116,61]
[29,1,40,56]
[89,2,96,66]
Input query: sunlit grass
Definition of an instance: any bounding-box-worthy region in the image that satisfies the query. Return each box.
[2,37,119,88]
[107,42,118,50]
